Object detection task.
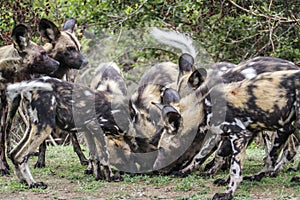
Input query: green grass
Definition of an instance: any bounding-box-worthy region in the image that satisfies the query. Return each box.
[0,145,299,200]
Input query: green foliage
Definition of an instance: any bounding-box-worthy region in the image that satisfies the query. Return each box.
[0,0,299,64]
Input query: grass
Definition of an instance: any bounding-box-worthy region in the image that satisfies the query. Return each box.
[0,145,299,200]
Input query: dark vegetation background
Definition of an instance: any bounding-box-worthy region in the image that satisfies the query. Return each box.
[1,0,299,65]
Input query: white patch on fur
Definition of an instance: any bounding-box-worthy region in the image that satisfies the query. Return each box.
[111,110,120,114]
[240,67,257,80]
[234,118,246,129]
[204,99,212,106]
[29,107,39,123]
[84,90,93,96]
[99,117,108,122]
[6,80,53,101]
[51,96,56,106]
[19,36,28,47]
[46,28,56,41]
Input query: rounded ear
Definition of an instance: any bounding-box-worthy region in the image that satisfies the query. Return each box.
[62,17,77,33]
[188,68,207,89]
[161,88,180,105]
[178,53,195,73]
[162,105,182,134]
[38,18,61,43]
[11,24,31,52]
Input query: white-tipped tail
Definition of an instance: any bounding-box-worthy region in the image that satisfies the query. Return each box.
[6,80,53,101]
[150,27,198,59]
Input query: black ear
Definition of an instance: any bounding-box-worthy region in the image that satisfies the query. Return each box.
[188,68,207,89]
[178,53,195,73]
[162,106,182,135]
[62,17,77,33]
[11,24,31,52]
[161,88,180,105]
[39,18,61,43]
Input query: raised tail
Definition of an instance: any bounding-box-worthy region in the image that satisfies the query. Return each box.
[150,27,198,59]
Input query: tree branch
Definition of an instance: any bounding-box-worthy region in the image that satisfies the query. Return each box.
[228,0,300,24]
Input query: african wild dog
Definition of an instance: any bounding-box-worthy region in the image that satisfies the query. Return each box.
[39,18,88,79]
[179,57,300,178]
[128,28,199,144]
[195,69,300,200]
[129,61,178,141]
[149,28,300,177]
[5,76,122,188]
[152,56,300,180]
[87,62,138,172]
[0,23,59,175]
[154,68,300,199]
[89,62,159,172]
[34,18,89,168]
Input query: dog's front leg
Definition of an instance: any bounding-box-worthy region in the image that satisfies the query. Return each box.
[86,121,118,181]
[81,125,100,179]
[213,131,251,200]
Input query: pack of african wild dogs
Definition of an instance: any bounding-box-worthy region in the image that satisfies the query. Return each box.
[0,19,299,200]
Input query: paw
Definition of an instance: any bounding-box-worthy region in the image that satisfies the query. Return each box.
[34,162,46,168]
[80,159,89,166]
[171,170,190,178]
[291,176,300,183]
[29,182,47,189]
[243,175,256,181]
[243,172,265,182]
[213,178,228,186]
[212,192,233,200]
[84,168,93,175]
[111,173,123,182]
[0,168,10,176]
[199,172,213,179]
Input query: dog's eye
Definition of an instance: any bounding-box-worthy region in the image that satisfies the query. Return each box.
[67,46,76,51]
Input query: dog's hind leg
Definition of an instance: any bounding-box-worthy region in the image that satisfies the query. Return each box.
[10,122,54,188]
[9,91,56,188]
[275,134,299,172]
[244,128,293,182]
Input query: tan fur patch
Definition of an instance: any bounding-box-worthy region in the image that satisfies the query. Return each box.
[141,85,161,106]
[32,90,40,100]
[223,82,250,110]
[251,76,287,112]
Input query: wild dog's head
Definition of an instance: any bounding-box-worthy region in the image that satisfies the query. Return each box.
[0,24,59,82]
[38,18,88,78]
[153,99,200,172]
